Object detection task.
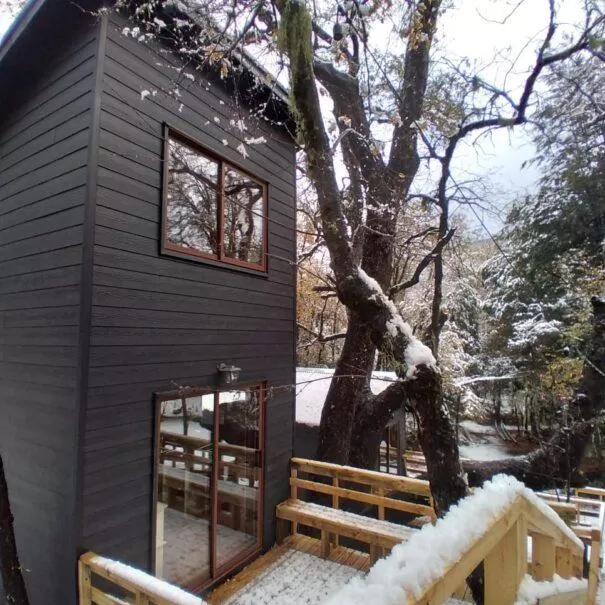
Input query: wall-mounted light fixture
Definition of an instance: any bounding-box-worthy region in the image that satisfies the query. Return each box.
[217,363,241,386]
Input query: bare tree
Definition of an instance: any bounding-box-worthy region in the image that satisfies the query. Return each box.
[118,0,604,516]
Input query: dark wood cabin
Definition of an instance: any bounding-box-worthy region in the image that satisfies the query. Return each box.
[0,2,296,603]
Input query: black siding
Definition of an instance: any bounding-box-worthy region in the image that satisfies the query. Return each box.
[0,6,99,604]
[79,10,296,582]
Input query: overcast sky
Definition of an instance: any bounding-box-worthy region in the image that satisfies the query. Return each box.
[0,11,11,36]
[0,0,587,232]
[437,0,586,231]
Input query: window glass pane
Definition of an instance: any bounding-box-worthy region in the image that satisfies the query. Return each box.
[215,388,261,570]
[222,168,264,266]
[156,394,214,588]
[166,139,219,256]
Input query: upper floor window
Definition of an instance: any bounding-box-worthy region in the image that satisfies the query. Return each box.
[162,129,267,271]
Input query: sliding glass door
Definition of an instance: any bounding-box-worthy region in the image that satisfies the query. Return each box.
[154,386,263,590]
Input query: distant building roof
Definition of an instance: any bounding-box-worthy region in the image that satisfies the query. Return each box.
[296,367,398,426]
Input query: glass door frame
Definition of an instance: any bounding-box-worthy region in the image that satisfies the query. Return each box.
[152,382,265,592]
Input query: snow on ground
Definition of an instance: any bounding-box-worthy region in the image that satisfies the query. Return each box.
[296,367,397,426]
[222,549,361,605]
[458,420,524,460]
[459,443,520,460]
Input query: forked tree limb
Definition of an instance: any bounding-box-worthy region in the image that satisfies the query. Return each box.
[275,0,467,515]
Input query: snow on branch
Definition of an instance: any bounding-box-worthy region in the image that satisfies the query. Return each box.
[327,474,582,605]
[357,268,436,379]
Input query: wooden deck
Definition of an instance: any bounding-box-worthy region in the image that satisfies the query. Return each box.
[206,534,369,604]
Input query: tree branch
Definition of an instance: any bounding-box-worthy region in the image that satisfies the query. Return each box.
[389,228,456,296]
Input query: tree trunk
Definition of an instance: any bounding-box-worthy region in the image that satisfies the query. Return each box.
[349,382,407,470]
[276,0,467,516]
[465,297,605,490]
[407,366,468,513]
[317,312,375,464]
[0,455,30,605]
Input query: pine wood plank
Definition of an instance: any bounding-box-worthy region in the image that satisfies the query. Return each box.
[290,477,435,518]
[555,546,572,578]
[276,499,413,550]
[531,533,556,581]
[78,560,93,605]
[484,516,527,605]
[587,529,601,605]
[290,457,433,497]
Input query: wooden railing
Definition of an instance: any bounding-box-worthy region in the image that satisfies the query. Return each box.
[289,456,436,522]
[277,458,435,564]
[575,485,605,502]
[416,495,587,603]
[79,552,204,605]
[322,482,589,605]
[160,432,259,484]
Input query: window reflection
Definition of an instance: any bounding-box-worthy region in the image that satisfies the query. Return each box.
[163,131,267,270]
[155,388,262,589]
[157,394,214,587]
[216,389,261,570]
[166,140,219,256]
[223,168,264,266]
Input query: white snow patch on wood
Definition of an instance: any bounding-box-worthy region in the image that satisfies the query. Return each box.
[514,574,587,604]
[87,555,205,605]
[222,549,361,605]
[245,136,267,145]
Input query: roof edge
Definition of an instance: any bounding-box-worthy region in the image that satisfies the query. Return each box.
[0,0,47,64]
[0,0,293,131]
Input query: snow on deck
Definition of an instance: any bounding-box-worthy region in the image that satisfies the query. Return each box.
[212,543,465,605]
[218,548,362,605]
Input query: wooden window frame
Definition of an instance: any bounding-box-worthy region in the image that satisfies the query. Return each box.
[161,125,269,273]
[152,382,266,593]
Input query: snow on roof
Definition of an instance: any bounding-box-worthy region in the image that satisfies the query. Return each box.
[296,367,398,426]
[327,474,583,605]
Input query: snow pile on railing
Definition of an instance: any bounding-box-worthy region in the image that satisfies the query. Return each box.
[87,555,205,605]
[514,574,587,604]
[327,474,582,605]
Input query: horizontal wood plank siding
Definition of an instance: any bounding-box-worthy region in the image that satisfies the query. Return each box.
[80,12,296,582]
[0,6,98,604]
